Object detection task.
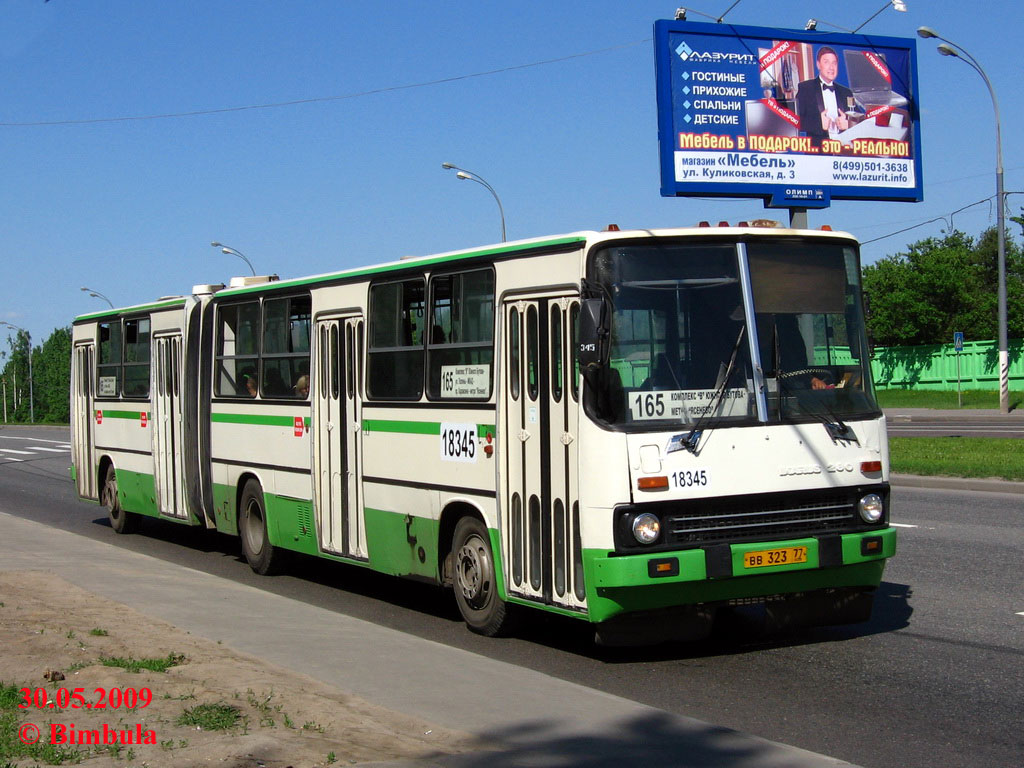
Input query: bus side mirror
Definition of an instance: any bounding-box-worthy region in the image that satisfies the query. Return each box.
[578,298,609,378]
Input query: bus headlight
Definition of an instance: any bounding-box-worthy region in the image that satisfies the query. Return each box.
[858,494,884,523]
[632,513,661,544]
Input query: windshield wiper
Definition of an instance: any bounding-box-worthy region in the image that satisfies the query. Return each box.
[666,324,746,455]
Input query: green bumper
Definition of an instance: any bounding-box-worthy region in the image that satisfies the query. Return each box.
[584,527,896,623]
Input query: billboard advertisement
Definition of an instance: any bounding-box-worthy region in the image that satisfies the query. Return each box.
[654,20,922,206]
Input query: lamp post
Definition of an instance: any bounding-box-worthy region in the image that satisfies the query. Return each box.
[80,286,115,309]
[441,163,506,242]
[211,241,257,276]
[918,27,1009,414]
[0,321,32,423]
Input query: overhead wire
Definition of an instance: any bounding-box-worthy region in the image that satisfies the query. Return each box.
[0,39,651,127]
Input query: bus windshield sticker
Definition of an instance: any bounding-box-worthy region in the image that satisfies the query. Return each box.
[440,422,478,463]
[98,377,117,397]
[629,389,748,422]
[440,364,490,399]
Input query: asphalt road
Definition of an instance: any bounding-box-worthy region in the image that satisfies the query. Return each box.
[885,408,1024,438]
[1,425,1022,768]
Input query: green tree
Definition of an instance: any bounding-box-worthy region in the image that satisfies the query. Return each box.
[2,329,33,422]
[862,227,1024,346]
[34,327,72,423]
[1,326,72,423]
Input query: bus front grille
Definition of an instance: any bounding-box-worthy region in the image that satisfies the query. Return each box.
[666,495,857,545]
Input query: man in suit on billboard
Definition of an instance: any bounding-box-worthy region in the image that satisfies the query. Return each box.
[796,46,854,144]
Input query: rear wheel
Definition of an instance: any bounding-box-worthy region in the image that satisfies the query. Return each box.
[104,464,137,534]
[239,479,285,575]
[452,516,515,636]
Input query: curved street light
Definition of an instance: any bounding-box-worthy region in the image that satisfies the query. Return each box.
[918,27,1008,414]
[441,163,507,242]
[0,321,33,423]
[80,286,115,309]
[211,241,257,276]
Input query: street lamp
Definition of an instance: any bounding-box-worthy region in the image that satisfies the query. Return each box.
[919,27,1009,414]
[441,163,507,242]
[80,286,115,309]
[0,321,32,423]
[211,241,256,276]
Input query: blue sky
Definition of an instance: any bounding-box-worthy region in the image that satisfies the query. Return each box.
[2,0,1021,347]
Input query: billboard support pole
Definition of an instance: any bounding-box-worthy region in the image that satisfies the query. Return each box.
[788,208,808,229]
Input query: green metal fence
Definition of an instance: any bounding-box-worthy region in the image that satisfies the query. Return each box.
[871,338,1024,390]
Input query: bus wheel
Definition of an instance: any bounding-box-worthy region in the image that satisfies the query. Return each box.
[239,479,284,575]
[104,465,137,534]
[452,516,514,636]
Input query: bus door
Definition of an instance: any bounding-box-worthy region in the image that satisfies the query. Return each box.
[72,343,97,500]
[152,334,188,519]
[502,296,585,611]
[314,315,366,559]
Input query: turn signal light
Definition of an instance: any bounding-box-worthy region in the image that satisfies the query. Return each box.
[637,476,669,491]
[861,460,882,473]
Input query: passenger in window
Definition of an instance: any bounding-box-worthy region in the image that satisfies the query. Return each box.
[294,374,310,399]
[242,370,258,398]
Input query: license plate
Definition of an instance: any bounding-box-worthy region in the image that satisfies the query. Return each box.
[743,546,808,569]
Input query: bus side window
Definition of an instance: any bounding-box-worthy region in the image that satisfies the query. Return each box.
[367,279,425,400]
[262,295,311,398]
[97,321,122,398]
[216,302,260,397]
[426,269,494,400]
[122,318,151,398]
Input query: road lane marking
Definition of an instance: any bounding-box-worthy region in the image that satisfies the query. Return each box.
[890,523,918,528]
[0,436,69,444]
[0,449,33,455]
[0,457,25,462]
[27,447,69,452]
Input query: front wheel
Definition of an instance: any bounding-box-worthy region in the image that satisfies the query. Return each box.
[239,479,286,575]
[104,464,137,534]
[452,516,515,636]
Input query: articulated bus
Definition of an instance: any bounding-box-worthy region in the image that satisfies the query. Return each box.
[71,222,896,644]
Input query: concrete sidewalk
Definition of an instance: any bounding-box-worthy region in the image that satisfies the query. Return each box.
[0,510,858,768]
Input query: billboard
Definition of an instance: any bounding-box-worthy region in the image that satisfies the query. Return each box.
[655,20,922,206]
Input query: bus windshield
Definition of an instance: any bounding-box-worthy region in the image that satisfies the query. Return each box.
[587,238,879,429]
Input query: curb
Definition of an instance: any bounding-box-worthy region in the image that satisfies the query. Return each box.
[891,473,1024,495]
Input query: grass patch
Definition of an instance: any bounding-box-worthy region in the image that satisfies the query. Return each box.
[177,702,243,731]
[876,388,1023,410]
[0,684,84,765]
[890,437,1024,481]
[100,652,185,674]
[0,684,23,712]
[88,628,109,637]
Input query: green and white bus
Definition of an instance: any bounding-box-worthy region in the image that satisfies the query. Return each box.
[71,222,896,644]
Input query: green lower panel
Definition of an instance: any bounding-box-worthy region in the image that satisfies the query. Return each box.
[363,507,440,581]
[264,493,318,557]
[211,483,239,535]
[114,468,160,519]
[116,468,199,525]
[583,528,896,624]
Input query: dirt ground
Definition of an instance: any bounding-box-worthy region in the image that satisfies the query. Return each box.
[0,571,480,768]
